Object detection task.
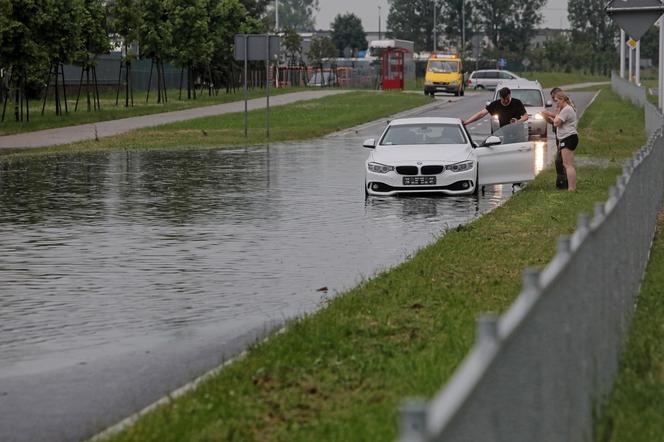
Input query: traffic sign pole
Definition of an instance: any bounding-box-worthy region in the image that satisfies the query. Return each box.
[636,40,641,85]
[620,30,626,78]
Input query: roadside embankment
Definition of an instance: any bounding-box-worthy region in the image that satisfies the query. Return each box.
[95,90,649,441]
[0,91,431,158]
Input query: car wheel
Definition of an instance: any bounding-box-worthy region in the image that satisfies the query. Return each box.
[454,90,460,97]
[476,85,484,90]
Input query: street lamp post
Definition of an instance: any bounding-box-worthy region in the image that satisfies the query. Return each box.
[378,5,382,40]
[433,1,437,52]
[461,0,465,59]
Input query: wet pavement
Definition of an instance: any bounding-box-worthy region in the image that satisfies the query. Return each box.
[0,90,597,441]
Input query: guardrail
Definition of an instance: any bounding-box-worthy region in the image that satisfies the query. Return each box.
[611,71,664,137]
[399,128,664,441]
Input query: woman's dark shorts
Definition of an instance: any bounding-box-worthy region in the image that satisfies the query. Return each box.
[559,133,578,151]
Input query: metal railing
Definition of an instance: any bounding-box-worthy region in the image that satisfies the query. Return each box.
[399,129,664,442]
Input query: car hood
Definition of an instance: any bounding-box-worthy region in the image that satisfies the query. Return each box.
[525,105,545,116]
[369,145,472,165]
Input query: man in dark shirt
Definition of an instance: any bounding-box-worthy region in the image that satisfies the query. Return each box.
[462,87,528,127]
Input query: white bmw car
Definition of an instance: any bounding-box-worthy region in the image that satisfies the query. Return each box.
[364,117,536,197]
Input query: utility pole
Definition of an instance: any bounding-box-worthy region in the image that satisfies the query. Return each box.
[275,0,279,31]
[461,0,465,59]
[378,5,382,40]
[433,1,437,52]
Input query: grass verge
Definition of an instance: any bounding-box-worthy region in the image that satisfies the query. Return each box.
[0,87,308,136]
[519,71,609,88]
[593,210,664,442]
[97,91,645,440]
[0,91,433,158]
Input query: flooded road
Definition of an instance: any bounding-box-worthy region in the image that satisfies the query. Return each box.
[0,139,511,375]
[0,91,596,441]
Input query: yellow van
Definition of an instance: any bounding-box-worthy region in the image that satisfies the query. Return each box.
[424,53,464,97]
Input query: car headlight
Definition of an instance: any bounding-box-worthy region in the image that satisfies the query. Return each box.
[445,160,474,172]
[425,80,433,86]
[534,113,544,120]
[449,80,458,85]
[368,162,395,174]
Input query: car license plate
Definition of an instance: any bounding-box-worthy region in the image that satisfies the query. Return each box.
[403,176,436,185]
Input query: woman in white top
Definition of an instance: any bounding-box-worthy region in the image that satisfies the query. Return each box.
[552,90,578,191]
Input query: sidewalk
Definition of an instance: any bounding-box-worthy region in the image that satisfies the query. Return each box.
[0,90,350,150]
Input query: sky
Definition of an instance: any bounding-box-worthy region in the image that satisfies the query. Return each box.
[314,0,570,31]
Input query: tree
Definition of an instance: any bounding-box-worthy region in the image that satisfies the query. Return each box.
[38,0,86,115]
[568,0,618,73]
[75,0,110,111]
[140,0,173,103]
[207,0,260,93]
[282,26,305,86]
[170,0,213,99]
[439,0,473,53]
[387,0,434,52]
[0,0,49,122]
[108,0,141,107]
[271,0,319,31]
[568,0,617,53]
[330,13,367,57]
[238,0,269,18]
[307,35,337,85]
[470,0,546,53]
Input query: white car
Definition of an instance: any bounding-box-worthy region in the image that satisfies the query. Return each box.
[364,117,535,197]
[490,79,552,141]
[466,69,521,90]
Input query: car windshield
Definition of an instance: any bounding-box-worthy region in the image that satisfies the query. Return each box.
[491,122,529,144]
[428,61,458,73]
[506,89,543,107]
[381,124,467,145]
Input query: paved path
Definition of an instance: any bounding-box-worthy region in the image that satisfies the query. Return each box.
[0,90,350,149]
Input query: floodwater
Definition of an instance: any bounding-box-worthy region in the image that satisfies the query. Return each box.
[0,136,519,373]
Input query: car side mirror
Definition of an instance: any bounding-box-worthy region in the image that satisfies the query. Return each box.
[472,141,479,148]
[546,100,553,107]
[363,138,376,148]
[482,135,502,147]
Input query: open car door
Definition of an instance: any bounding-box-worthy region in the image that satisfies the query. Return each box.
[475,123,536,186]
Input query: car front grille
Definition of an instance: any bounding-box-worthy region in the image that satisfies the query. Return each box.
[396,166,418,175]
[420,165,444,175]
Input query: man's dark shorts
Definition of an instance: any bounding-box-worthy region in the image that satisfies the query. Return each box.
[559,134,579,151]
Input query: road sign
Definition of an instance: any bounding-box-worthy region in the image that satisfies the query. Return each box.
[234,34,281,61]
[627,37,638,48]
[606,0,664,41]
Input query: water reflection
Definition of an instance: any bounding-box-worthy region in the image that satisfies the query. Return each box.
[0,137,513,371]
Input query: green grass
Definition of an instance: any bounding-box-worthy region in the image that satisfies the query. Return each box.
[0,86,308,136]
[0,91,433,158]
[519,71,610,88]
[87,89,646,441]
[594,211,664,442]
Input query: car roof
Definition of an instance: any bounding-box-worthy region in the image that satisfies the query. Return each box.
[495,79,542,90]
[388,117,462,126]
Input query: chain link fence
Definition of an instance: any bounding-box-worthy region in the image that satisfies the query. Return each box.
[399,126,664,441]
